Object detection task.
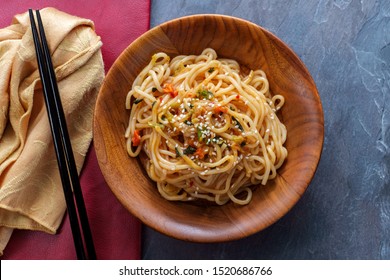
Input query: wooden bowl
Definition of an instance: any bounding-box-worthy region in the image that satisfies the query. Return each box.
[93,15,324,242]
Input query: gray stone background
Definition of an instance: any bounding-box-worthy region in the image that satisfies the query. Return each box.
[143,0,390,259]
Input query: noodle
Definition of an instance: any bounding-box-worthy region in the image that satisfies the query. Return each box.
[125,48,287,205]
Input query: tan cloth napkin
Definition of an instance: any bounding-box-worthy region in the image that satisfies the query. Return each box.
[0,7,104,255]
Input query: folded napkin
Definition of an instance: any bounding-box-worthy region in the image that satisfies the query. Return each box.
[0,8,104,255]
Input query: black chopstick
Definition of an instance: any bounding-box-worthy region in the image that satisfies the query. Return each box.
[29,9,96,260]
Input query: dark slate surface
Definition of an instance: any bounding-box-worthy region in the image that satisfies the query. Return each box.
[142,0,390,259]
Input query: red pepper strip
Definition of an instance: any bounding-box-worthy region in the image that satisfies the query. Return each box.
[194,147,205,159]
[132,129,141,146]
[163,83,178,98]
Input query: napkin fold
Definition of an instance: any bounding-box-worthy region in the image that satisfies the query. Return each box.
[0,8,104,255]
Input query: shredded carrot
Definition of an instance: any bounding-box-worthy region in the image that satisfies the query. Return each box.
[194,147,205,159]
[214,105,228,114]
[163,83,178,98]
[132,129,141,146]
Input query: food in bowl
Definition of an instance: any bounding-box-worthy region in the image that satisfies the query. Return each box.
[125,48,287,205]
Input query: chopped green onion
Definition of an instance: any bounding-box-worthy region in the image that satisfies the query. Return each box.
[152,101,156,108]
[134,98,143,104]
[152,87,157,92]
[208,67,215,73]
[183,146,197,155]
[197,127,203,141]
[212,136,225,146]
[175,147,181,157]
[197,126,211,143]
[232,116,244,131]
[197,89,214,100]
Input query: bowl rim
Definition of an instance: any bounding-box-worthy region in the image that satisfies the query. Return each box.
[93,14,324,242]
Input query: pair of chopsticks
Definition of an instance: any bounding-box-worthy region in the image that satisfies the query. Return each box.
[29,9,96,260]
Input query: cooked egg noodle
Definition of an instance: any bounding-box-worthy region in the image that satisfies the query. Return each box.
[125,48,287,205]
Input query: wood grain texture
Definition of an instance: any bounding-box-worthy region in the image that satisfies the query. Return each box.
[93,15,324,242]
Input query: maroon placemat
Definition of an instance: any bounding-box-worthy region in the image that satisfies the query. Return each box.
[0,0,150,260]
